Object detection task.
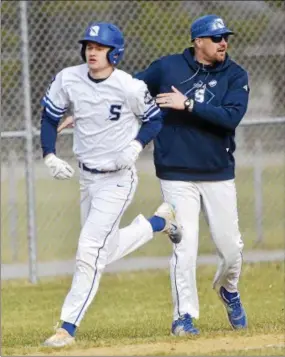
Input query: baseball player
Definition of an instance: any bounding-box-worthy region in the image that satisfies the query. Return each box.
[135,15,250,335]
[40,22,181,347]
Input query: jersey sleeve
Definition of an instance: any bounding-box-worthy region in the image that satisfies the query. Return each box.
[128,78,161,123]
[40,70,69,122]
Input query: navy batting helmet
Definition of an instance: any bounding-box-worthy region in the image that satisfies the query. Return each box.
[191,15,234,41]
[79,22,124,65]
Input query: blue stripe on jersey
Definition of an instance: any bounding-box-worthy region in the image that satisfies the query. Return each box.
[144,103,157,117]
[45,107,64,121]
[142,106,160,122]
[41,96,67,112]
[135,110,163,147]
[41,97,67,120]
[147,107,160,119]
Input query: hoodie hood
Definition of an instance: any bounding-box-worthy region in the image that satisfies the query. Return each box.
[183,47,231,74]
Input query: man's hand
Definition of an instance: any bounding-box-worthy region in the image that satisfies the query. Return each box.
[44,153,74,179]
[115,140,143,169]
[57,116,74,133]
[156,86,187,110]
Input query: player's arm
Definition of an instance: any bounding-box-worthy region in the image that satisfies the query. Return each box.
[134,87,163,148]
[40,71,74,179]
[132,61,164,147]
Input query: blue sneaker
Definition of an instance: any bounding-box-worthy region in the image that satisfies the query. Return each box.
[171,313,199,336]
[219,286,247,329]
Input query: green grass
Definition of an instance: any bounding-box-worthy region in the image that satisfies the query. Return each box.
[1,262,284,356]
[1,166,284,263]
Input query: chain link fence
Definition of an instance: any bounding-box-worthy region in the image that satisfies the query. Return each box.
[1,1,285,281]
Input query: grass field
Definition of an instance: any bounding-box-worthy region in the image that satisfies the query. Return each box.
[1,166,284,263]
[1,262,284,356]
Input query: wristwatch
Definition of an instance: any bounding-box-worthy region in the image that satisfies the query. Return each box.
[184,98,194,112]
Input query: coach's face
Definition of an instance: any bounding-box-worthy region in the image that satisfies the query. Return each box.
[86,42,111,71]
[195,35,229,64]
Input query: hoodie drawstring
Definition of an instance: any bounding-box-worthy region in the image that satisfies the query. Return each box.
[180,67,200,85]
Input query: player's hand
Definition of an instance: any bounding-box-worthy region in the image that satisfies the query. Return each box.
[115,140,143,169]
[57,116,74,133]
[156,86,187,110]
[44,153,75,179]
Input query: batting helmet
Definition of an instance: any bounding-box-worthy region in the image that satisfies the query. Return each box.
[191,15,234,41]
[79,22,124,65]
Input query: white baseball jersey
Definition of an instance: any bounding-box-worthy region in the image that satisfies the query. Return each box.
[41,64,160,168]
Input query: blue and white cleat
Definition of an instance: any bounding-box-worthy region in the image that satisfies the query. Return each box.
[171,313,200,336]
[219,286,248,329]
[154,202,182,244]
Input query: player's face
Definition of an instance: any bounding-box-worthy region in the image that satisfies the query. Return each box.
[195,35,229,64]
[85,42,111,71]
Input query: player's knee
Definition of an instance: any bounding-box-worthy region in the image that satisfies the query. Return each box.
[223,238,243,267]
[75,258,95,281]
[76,240,108,270]
[76,252,108,273]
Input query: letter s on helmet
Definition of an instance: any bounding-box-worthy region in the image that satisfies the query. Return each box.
[190,14,234,41]
[79,22,124,65]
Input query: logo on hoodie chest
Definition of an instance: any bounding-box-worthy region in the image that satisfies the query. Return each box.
[184,81,216,104]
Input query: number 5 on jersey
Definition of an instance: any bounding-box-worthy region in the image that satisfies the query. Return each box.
[109,104,122,121]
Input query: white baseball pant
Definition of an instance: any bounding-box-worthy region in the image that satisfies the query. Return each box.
[160,179,244,320]
[60,167,154,326]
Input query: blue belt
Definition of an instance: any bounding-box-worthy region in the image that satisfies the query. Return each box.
[79,162,118,174]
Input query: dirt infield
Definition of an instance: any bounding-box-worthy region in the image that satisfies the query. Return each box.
[28,333,284,356]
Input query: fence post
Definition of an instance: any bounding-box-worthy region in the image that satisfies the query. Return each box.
[8,150,19,262]
[253,138,263,245]
[20,1,38,283]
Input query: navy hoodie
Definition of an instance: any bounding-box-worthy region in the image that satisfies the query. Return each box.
[135,47,250,181]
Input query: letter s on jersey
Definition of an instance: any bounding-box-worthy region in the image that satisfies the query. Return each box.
[109,104,122,121]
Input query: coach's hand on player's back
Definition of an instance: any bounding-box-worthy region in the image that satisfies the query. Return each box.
[115,140,143,169]
[44,153,75,179]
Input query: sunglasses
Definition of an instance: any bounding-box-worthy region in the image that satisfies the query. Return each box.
[209,35,229,43]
